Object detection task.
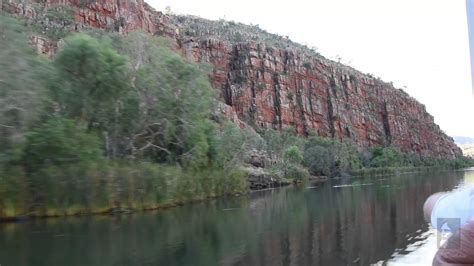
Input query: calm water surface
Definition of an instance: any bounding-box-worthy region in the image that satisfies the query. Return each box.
[1,169,473,266]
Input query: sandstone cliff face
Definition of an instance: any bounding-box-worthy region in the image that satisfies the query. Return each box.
[182,39,461,158]
[2,0,462,158]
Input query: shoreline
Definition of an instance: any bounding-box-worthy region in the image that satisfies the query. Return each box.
[0,166,469,223]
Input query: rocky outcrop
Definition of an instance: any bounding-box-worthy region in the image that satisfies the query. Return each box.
[242,149,289,190]
[29,35,58,57]
[244,149,269,168]
[2,0,177,36]
[2,0,462,159]
[243,166,290,190]
[70,0,176,36]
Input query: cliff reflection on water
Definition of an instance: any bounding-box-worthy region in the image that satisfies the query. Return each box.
[0,170,471,266]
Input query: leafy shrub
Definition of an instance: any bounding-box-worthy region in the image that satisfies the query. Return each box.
[369,147,402,168]
[23,118,103,171]
[284,164,309,182]
[263,127,303,163]
[0,15,52,167]
[52,34,130,127]
[284,145,303,165]
[211,122,266,169]
[303,145,332,176]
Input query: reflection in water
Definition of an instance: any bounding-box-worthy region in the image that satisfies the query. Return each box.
[386,229,438,265]
[387,169,474,265]
[0,170,471,266]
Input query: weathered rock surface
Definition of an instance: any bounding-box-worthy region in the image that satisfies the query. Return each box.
[29,35,58,57]
[2,0,177,36]
[241,166,290,190]
[240,149,286,190]
[2,0,462,159]
[243,149,270,168]
[180,38,461,159]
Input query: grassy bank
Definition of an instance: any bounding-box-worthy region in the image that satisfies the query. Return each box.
[350,165,467,178]
[2,161,470,221]
[0,162,247,220]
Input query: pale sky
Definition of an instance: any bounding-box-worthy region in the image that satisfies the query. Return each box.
[149,0,474,138]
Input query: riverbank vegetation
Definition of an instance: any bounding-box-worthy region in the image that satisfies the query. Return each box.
[1,14,472,220]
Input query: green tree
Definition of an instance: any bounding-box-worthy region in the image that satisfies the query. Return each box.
[51,34,132,158]
[263,127,302,163]
[370,147,402,167]
[23,118,103,172]
[303,145,332,176]
[283,145,307,182]
[114,32,216,167]
[210,122,246,168]
[302,136,361,176]
[284,145,303,165]
[52,34,130,128]
[0,15,52,166]
[332,140,362,175]
[284,164,309,182]
[210,122,266,169]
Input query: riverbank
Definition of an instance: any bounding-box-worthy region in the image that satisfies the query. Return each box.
[0,193,234,223]
[0,162,250,222]
[1,163,471,222]
[350,165,458,177]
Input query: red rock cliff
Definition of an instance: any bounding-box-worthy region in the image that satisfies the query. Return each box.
[2,0,462,158]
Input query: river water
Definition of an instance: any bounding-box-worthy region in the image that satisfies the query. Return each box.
[1,169,473,266]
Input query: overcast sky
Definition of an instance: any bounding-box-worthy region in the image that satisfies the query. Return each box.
[149,0,474,138]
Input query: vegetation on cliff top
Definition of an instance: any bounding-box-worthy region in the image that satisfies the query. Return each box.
[0,14,472,220]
